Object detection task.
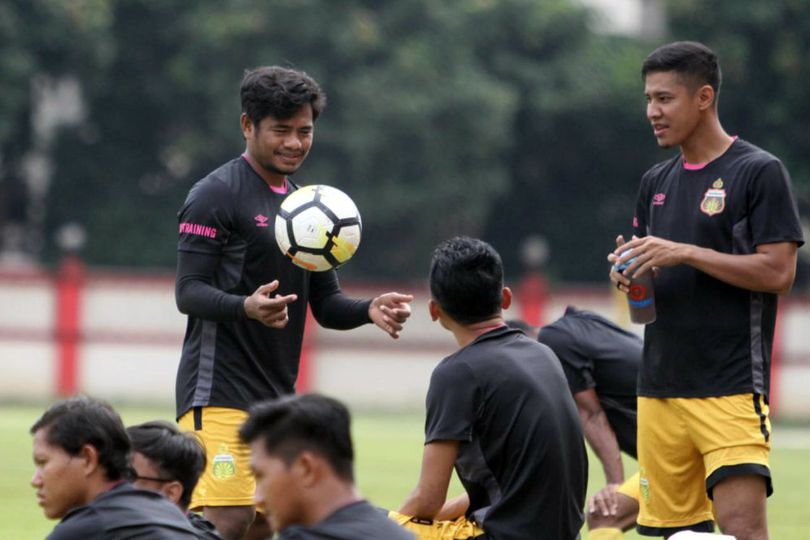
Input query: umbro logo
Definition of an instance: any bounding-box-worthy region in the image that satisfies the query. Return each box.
[254,214,269,227]
[652,193,666,206]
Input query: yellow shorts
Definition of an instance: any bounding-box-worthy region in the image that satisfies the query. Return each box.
[388,511,485,540]
[617,471,640,501]
[178,406,256,510]
[636,394,771,535]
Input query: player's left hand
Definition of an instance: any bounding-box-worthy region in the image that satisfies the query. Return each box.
[369,292,413,339]
[588,482,621,517]
[613,235,685,278]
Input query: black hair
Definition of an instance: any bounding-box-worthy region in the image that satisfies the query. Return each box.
[429,236,504,325]
[127,421,206,510]
[239,394,354,482]
[30,396,131,481]
[240,66,326,126]
[641,41,721,103]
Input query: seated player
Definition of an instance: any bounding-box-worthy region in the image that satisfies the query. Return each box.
[30,396,201,539]
[127,421,224,539]
[509,305,644,540]
[398,237,587,539]
[238,393,414,539]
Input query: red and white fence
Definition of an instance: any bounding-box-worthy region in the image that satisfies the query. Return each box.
[1,261,809,418]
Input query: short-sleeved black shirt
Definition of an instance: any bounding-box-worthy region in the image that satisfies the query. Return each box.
[425,326,587,540]
[277,500,414,539]
[538,306,641,458]
[46,482,201,539]
[175,157,370,418]
[633,139,804,398]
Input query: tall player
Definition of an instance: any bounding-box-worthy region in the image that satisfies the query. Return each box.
[175,66,413,540]
[609,42,803,539]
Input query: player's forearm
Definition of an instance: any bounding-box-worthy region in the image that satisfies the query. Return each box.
[310,292,372,329]
[176,278,246,321]
[581,410,624,484]
[435,493,470,521]
[399,487,445,520]
[682,244,796,294]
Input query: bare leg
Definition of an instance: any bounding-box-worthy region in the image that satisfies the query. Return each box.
[712,474,768,540]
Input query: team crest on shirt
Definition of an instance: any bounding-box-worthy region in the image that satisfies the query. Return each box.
[212,444,236,479]
[639,468,650,504]
[700,178,726,216]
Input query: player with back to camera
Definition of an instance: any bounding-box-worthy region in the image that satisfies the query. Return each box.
[508,306,644,540]
[609,41,803,539]
[174,65,413,540]
[397,236,587,540]
[127,421,224,539]
[238,393,415,540]
[31,396,201,539]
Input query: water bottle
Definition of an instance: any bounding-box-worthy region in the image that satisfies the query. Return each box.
[615,249,656,324]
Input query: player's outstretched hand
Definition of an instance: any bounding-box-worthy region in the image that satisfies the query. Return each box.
[588,482,621,517]
[244,280,298,329]
[369,292,414,339]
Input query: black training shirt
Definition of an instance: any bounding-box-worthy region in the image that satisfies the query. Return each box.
[425,326,587,540]
[175,157,370,418]
[633,139,804,399]
[277,500,414,540]
[538,306,641,458]
[46,482,201,539]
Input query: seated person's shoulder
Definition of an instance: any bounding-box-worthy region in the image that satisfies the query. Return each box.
[46,507,101,540]
[278,501,414,540]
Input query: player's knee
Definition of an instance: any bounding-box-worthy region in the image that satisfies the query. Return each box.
[718,515,767,540]
[587,510,621,530]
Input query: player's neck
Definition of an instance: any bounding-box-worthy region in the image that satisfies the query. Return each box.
[302,480,362,527]
[680,116,734,165]
[81,477,123,507]
[453,316,505,348]
[242,151,286,188]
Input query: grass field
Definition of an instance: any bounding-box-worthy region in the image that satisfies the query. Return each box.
[3,403,809,539]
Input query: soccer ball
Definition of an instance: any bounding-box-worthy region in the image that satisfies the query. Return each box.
[275,184,362,272]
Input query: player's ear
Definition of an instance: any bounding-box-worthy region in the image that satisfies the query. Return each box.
[696,84,715,111]
[163,481,184,506]
[501,287,512,311]
[428,298,441,322]
[296,452,318,487]
[240,113,253,139]
[78,443,101,477]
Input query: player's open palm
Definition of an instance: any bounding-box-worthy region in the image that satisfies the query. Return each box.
[369,292,414,339]
[244,280,298,328]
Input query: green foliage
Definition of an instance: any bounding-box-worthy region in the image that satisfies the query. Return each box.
[665,0,810,210]
[1,1,808,283]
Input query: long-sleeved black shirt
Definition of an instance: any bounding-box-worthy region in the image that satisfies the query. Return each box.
[175,157,370,418]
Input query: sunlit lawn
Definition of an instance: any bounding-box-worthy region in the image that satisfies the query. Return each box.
[3,404,808,539]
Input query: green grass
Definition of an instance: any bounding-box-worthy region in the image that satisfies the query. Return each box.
[3,404,809,539]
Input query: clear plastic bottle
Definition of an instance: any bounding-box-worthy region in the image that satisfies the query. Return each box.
[615,249,656,324]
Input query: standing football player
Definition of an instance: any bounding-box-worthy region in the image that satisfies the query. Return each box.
[175,65,413,540]
[609,42,803,539]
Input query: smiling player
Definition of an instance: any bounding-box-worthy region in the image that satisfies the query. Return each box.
[175,65,412,540]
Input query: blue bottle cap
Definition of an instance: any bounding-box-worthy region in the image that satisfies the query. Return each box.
[613,248,635,272]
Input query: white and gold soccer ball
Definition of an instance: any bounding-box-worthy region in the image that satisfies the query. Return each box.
[275,184,362,272]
